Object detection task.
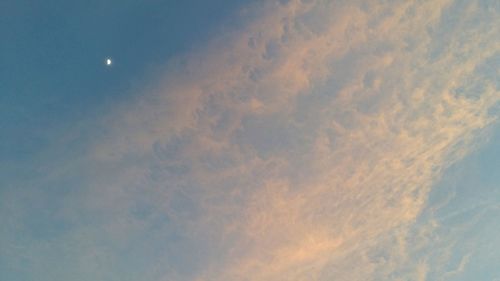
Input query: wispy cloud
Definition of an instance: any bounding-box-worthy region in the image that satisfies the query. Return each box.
[2,0,498,280]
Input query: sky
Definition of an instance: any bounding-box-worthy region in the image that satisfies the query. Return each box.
[1,0,499,280]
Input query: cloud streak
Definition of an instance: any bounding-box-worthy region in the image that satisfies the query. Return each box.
[2,0,498,280]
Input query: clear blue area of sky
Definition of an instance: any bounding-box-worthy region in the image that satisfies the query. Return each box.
[1,0,248,164]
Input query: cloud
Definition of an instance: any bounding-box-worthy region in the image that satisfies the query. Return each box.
[2,0,498,280]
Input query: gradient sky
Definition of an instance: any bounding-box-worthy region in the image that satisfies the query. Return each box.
[1,1,499,280]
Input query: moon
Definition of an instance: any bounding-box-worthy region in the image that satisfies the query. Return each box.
[106,58,112,66]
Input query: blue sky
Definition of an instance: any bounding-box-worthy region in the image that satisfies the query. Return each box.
[1,1,499,280]
[1,0,247,164]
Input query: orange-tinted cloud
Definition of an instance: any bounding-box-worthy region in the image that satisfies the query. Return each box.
[61,0,500,280]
